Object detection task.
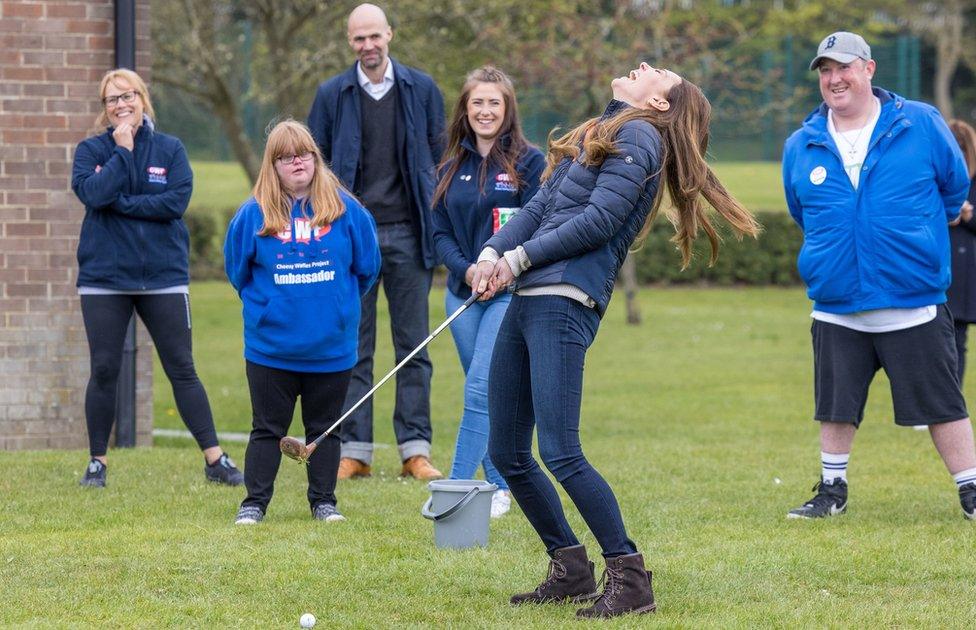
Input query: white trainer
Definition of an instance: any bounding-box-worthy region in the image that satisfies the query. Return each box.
[490,490,511,518]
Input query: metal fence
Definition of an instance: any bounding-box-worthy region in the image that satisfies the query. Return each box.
[156,35,921,164]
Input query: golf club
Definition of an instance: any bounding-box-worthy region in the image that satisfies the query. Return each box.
[280,291,482,463]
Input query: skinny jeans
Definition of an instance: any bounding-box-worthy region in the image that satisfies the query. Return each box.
[80,293,217,457]
[445,289,509,490]
[487,294,637,557]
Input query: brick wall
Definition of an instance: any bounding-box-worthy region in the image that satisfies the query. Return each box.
[0,0,153,451]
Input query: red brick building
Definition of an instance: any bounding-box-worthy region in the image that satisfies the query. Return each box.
[0,0,153,450]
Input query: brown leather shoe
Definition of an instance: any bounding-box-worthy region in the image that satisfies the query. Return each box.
[337,457,371,480]
[400,455,443,480]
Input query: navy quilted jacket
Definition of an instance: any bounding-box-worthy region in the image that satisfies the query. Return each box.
[484,101,662,316]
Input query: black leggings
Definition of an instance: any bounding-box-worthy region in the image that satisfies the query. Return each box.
[80,293,218,457]
[242,361,352,512]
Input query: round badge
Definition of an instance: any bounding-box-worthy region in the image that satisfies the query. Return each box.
[809,166,827,185]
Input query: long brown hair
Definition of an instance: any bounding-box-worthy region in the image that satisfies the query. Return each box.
[432,66,531,208]
[546,80,760,268]
[949,118,976,179]
[253,120,346,236]
[95,68,155,128]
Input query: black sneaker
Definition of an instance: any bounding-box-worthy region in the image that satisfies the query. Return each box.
[79,459,106,488]
[787,478,848,519]
[960,482,976,520]
[205,453,244,486]
[312,502,346,522]
[234,504,264,525]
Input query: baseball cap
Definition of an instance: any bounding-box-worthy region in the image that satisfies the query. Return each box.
[809,32,871,71]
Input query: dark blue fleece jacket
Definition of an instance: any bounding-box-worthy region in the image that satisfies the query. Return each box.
[484,101,663,316]
[71,121,192,289]
[224,192,381,373]
[432,138,545,299]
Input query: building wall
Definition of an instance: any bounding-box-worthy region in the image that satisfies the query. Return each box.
[0,0,153,450]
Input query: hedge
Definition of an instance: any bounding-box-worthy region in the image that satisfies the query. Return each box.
[185,209,803,286]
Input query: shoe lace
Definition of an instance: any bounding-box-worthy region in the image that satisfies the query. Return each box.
[803,481,840,509]
[593,566,625,606]
[536,558,567,593]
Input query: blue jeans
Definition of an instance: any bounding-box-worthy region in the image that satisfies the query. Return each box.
[488,295,637,557]
[445,290,510,490]
[341,222,434,464]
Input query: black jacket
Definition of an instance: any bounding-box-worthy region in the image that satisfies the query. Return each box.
[948,177,976,322]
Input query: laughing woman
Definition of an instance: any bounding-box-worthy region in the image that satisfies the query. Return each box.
[71,69,244,488]
[473,63,760,618]
[431,66,545,518]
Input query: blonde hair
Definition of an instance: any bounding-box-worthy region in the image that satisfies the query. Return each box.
[253,120,346,236]
[95,68,154,128]
[949,119,976,179]
[546,80,760,268]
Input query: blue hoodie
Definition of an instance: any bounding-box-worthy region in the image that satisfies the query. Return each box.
[71,119,192,289]
[783,88,969,313]
[224,192,381,372]
[431,137,545,299]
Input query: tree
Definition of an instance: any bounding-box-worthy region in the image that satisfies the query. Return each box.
[153,0,352,183]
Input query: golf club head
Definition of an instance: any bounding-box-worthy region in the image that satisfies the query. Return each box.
[279,436,309,463]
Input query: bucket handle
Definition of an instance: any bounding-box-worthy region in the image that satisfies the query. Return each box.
[421,487,480,522]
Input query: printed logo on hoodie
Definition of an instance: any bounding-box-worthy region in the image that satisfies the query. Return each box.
[274,218,332,244]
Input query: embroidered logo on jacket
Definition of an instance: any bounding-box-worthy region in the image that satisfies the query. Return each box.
[147,166,168,184]
[494,173,516,192]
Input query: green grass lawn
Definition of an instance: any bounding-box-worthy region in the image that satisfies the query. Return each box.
[189,160,789,216]
[3,284,976,626]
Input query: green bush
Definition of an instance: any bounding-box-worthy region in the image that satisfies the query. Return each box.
[185,207,236,281]
[185,209,804,286]
[632,211,801,285]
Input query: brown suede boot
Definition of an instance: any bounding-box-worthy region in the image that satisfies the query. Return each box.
[400,455,442,480]
[576,552,656,618]
[337,457,371,480]
[510,545,599,605]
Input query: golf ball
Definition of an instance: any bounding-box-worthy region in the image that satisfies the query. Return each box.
[300,612,316,628]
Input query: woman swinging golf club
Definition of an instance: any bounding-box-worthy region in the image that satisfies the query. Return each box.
[224,120,380,525]
[472,63,760,618]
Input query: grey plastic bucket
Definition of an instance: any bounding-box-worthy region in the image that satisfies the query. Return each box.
[420,479,498,549]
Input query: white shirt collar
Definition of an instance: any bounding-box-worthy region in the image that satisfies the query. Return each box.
[357,60,395,90]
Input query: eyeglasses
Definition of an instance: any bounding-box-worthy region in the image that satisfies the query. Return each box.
[276,152,314,164]
[103,91,138,108]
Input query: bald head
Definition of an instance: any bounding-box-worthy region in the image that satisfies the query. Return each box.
[347,3,393,74]
[348,4,388,34]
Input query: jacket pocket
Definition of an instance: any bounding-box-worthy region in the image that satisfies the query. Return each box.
[76,217,118,281]
[797,223,859,303]
[873,223,944,293]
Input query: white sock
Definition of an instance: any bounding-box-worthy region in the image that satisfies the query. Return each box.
[821,451,849,484]
[952,467,976,489]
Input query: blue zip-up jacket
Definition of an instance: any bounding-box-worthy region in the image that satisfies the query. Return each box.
[484,100,662,317]
[71,120,192,289]
[224,192,381,372]
[431,138,545,299]
[783,88,969,313]
[307,59,445,269]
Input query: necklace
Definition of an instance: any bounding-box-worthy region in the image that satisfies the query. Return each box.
[833,103,875,159]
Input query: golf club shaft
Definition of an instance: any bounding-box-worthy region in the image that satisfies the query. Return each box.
[309,292,481,450]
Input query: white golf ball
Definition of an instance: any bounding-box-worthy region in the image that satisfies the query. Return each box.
[300,613,316,628]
